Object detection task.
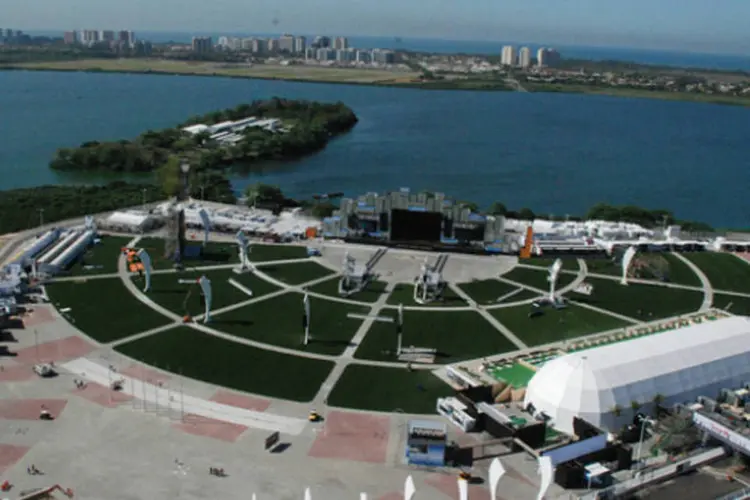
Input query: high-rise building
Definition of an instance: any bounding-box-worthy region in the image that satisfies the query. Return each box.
[537,47,561,67]
[333,36,349,50]
[355,50,372,64]
[294,36,306,53]
[191,36,213,53]
[312,36,331,48]
[316,48,335,61]
[518,47,531,68]
[99,30,115,43]
[63,31,77,44]
[117,30,135,46]
[267,38,280,52]
[241,38,254,50]
[372,49,395,64]
[80,30,99,45]
[501,46,517,66]
[336,48,356,62]
[251,39,266,53]
[278,34,295,52]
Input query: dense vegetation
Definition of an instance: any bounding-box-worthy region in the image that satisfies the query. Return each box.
[50,98,358,173]
[0,176,235,235]
[486,201,714,232]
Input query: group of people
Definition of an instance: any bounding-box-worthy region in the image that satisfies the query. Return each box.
[209,467,227,477]
[73,378,87,389]
[26,464,42,475]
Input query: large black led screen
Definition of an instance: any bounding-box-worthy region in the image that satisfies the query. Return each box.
[390,209,443,242]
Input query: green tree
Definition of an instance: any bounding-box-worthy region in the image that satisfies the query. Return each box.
[517,207,535,220]
[245,183,285,207]
[157,156,184,198]
[487,202,508,215]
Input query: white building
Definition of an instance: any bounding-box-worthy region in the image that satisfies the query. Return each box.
[518,47,531,68]
[537,47,561,67]
[524,315,750,434]
[501,45,517,66]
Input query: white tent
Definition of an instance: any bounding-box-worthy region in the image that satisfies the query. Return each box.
[524,315,750,434]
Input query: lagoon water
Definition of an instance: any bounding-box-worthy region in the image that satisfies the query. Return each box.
[0,70,748,228]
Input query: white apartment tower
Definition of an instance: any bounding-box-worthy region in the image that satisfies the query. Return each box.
[501,45,518,66]
[518,47,531,68]
[537,47,561,67]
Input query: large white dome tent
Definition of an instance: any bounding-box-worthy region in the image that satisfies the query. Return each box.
[524,315,750,434]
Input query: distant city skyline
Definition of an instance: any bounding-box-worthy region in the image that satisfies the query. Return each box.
[5,0,749,55]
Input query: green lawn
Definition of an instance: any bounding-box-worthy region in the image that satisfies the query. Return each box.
[210,292,370,356]
[258,261,335,285]
[385,282,467,307]
[712,294,750,316]
[458,279,519,305]
[490,303,630,347]
[131,269,279,316]
[573,278,704,321]
[308,277,388,303]
[683,253,750,293]
[583,257,622,277]
[584,253,704,287]
[136,238,239,270]
[328,365,453,414]
[249,243,310,262]
[115,326,333,402]
[63,235,133,276]
[501,267,577,291]
[355,310,516,363]
[520,258,580,271]
[46,277,172,343]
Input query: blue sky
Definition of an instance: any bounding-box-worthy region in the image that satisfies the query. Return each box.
[5,0,748,53]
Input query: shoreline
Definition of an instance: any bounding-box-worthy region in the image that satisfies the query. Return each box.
[3,62,749,105]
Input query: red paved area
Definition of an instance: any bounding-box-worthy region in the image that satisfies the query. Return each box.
[0,363,35,382]
[426,474,492,500]
[120,364,171,384]
[209,390,270,412]
[173,414,247,443]
[0,398,68,421]
[308,411,390,464]
[13,336,94,365]
[71,382,133,408]
[0,444,30,474]
[735,253,750,264]
[22,307,56,327]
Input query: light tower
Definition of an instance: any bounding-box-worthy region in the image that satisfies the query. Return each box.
[547,258,563,302]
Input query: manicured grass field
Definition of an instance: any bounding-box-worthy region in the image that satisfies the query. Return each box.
[249,243,309,262]
[573,278,704,320]
[131,269,279,316]
[308,277,388,303]
[64,235,133,276]
[502,267,577,291]
[584,253,703,287]
[115,326,333,402]
[385,282,467,307]
[583,257,622,276]
[137,238,239,270]
[210,292,370,356]
[490,303,630,347]
[46,277,172,342]
[520,258,579,271]
[458,279,522,305]
[328,365,453,414]
[712,294,750,316]
[683,253,750,293]
[355,310,516,363]
[258,261,335,285]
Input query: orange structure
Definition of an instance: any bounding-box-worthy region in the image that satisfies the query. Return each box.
[519,226,534,259]
[305,227,317,239]
[122,247,145,273]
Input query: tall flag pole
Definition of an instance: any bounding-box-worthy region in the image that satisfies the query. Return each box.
[303,292,311,345]
[397,303,404,356]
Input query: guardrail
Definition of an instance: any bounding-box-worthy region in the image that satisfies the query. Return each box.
[716,487,750,500]
[574,447,726,500]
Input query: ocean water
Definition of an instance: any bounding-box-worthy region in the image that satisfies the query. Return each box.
[0,70,748,228]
